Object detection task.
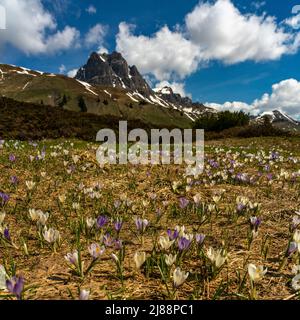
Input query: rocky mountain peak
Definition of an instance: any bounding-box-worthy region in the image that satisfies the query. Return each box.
[75,51,152,97]
[154,85,193,107]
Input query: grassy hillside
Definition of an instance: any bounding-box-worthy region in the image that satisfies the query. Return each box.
[0,97,191,141]
[0,64,192,129]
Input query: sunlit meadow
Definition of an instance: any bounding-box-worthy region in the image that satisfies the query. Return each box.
[0,137,300,300]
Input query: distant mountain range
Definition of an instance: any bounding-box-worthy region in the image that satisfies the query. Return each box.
[252,110,300,132]
[0,51,299,132]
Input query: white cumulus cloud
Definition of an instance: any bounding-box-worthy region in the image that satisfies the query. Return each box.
[116,22,202,81]
[284,14,300,30]
[86,5,97,15]
[116,0,300,83]
[59,64,66,74]
[253,79,300,117]
[185,0,294,64]
[0,0,80,55]
[154,81,189,97]
[207,101,256,114]
[85,24,108,50]
[67,68,78,78]
[207,79,300,118]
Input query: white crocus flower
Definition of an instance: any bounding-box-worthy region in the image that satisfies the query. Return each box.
[172,181,180,192]
[293,230,300,243]
[207,247,228,269]
[88,243,105,259]
[207,204,216,212]
[193,194,201,205]
[173,267,189,288]
[29,209,49,225]
[236,196,249,206]
[72,203,80,210]
[212,196,221,203]
[292,265,300,275]
[72,155,80,164]
[165,254,177,267]
[292,274,300,291]
[0,212,5,225]
[86,217,96,229]
[79,289,90,300]
[159,236,175,251]
[293,230,300,252]
[38,212,49,226]
[248,264,267,282]
[65,251,79,266]
[29,209,41,222]
[133,252,146,269]
[25,181,36,190]
[175,225,186,237]
[43,227,60,244]
[0,265,7,290]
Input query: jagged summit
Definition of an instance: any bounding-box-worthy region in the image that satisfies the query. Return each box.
[154,86,193,106]
[74,51,214,121]
[75,51,152,97]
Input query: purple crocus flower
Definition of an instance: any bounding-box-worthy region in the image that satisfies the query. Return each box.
[287,242,298,257]
[114,239,123,250]
[40,148,46,159]
[237,203,246,212]
[29,141,38,147]
[290,216,300,232]
[0,192,10,206]
[6,276,24,300]
[250,217,262,232]
[177,237,191,251]
[179,197,189,209]
[114,219,123,232]
[9,154,16,162]
[3,227,11,241]
[96,216,108,229]
[209,159,219,168]
[135,217,149,232]
[10,176,19,185]
[271,151,279,160]
[195,234,206,245]
[167,228,179,240]
[103,233,114,247]
[68,165,76,174]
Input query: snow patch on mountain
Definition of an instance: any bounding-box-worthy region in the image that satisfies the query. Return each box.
[76,80,98,96]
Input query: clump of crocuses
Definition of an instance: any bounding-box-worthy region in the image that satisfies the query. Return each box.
[6,276,24,300]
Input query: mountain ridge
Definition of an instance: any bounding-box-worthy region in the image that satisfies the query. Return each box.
[0,51,299,132]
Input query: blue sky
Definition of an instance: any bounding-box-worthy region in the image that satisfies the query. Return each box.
[1,0,300,117]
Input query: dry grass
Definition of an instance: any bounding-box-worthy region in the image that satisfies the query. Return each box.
[0,136,300,300]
